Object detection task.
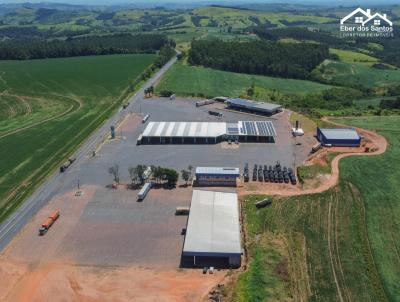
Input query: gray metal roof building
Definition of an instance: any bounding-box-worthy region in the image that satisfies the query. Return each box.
[195,167,240,187]
[226,98,283,116]
[140,121,277,144]
[317,128,361,147]
[182,190,241,267]
[195,167,240,176]
[142,122,226,138]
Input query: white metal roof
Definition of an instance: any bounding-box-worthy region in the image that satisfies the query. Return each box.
[142,121,277,138]
[196,167,240,176]
[182,190,241,256]
[142,122,227,138]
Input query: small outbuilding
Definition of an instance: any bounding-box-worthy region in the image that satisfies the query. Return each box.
[182,190,242,268]
[317,127,361,147]
[195,167,240,187]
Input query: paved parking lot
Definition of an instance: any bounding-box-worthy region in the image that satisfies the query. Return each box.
[74,97,304,189]
[58,185,192,267]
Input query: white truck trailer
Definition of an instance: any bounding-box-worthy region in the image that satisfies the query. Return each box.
[138,182,152,201]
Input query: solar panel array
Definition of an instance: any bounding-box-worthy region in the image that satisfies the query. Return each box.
[239,121,276,137]
[226,123,239,135]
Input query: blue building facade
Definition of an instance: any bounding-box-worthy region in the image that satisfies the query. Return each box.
[317,128,361,147]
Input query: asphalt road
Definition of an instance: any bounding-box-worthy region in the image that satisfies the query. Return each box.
[0,55,178,251]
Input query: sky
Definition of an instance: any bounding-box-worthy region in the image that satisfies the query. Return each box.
[1,0,399,5]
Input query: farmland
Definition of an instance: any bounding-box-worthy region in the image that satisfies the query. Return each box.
[0,54,156,222]
[156,62,332,99]
[315,60,400,88]
[234,116,400,301]
[329,48,378,65]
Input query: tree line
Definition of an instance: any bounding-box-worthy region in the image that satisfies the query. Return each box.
[0,33,173,60]
[188,39,329,80]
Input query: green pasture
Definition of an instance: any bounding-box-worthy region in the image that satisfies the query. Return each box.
[317,60,400,88]
[0,54,156,223]
[233,116,400,302]
[156,63,332,99]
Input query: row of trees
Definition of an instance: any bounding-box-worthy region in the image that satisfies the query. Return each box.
[109,164,182,187]
[0,33,172,60]
[188,39,329,80]
[380,97,400,110]
[253,26,349,49]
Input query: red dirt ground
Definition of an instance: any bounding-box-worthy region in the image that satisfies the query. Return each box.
[0,185,224,302]
[0,258,224,302]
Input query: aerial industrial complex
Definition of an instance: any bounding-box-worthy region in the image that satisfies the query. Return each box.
[0,89,368,301]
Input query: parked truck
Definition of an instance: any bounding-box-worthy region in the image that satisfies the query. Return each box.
[208,110,222,117]
[60,157,76,173]
[39,210,60,235]
[142,114,149,123]
[138,182,152,201]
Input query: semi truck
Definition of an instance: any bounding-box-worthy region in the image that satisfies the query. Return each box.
[208,110,222,117]
[138,183,152,201]
[60,157,76,173]
[39,210,60,235]
[196,99,214,107]
[142,114,149,123]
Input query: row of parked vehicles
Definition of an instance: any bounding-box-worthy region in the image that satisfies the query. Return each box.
[244,161,297,185]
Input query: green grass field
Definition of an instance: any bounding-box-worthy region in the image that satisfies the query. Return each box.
[0,54,155,222]
[233,116,400,301]
[156,63,332,99]
[330,48,378,65]
[317,60,400,88]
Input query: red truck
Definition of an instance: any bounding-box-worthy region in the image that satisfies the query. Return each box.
[39,210,60,236]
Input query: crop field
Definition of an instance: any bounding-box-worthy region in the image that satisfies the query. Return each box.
[329,49,378,65]
[234,116,400,302]
[317,60,400,88]
[191,6,335,28]
[156,63,332,99]
[0,54,156,223]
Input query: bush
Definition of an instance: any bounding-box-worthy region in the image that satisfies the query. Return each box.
[159,90,175,97]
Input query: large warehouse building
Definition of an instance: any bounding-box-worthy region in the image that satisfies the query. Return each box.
[182,190,242,268]
[139,120,277,144]
[317,128,361,147]
[195,167,240,187]
[226,98,283,116]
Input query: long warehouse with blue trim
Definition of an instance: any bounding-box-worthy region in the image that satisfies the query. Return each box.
[138,120,277,144]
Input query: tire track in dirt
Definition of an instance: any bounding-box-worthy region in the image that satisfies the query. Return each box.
[327,200,344,302]
[0,95,81,139]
